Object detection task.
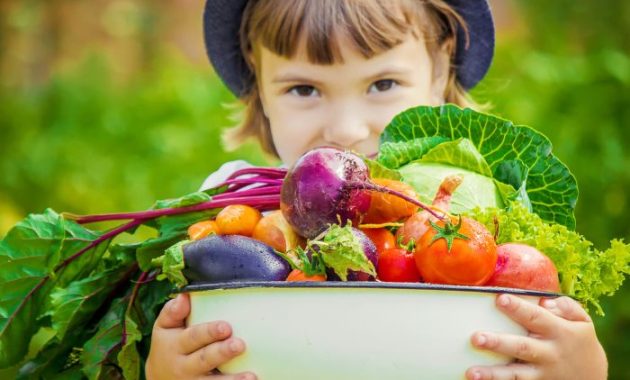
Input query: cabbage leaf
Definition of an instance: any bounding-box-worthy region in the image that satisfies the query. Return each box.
[378,105,578,229]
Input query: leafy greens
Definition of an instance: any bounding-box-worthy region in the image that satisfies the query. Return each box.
[378,104,578,229]
[0,167,285,378]
[0,105,627,379]
[468,203,630,315]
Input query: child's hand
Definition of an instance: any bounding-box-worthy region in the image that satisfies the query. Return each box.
[146,293,256,380]
[465,294,608,380]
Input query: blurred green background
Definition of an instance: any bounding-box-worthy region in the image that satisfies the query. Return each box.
[0,0,628,378]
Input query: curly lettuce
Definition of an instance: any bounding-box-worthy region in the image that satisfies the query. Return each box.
[468,203,630,315]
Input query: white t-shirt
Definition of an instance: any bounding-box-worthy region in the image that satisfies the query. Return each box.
[199,160,256,191]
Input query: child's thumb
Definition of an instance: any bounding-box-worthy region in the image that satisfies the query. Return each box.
[155,293,191,329]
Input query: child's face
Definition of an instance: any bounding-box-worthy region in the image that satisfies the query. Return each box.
[256,33,447,165]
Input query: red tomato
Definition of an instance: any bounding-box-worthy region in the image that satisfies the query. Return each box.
[414,216,497,286]
[377,247,422,282]
[360,228,396,254]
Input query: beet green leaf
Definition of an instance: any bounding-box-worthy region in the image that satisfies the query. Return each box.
[0,209,111,368]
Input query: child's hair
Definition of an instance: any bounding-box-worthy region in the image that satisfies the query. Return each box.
[224,0,479,158]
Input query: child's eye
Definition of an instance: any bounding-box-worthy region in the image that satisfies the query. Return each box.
[368,79,398,93]
[288,85,319,97]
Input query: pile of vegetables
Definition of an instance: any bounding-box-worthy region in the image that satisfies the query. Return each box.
[1,105,629,379]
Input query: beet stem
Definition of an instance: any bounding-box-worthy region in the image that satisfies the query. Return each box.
[226,167,287,180]
[346,181,446,221]
[122,270,149,345]
[213,185,282,200]
[211,177,283,193]
[68,194,281,224]
[223,177,283,187]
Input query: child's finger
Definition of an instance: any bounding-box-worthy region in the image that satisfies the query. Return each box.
[495,294,558,336]
[465,363,540,380]
[154,293,191,329]
[539,296,592,323]
[178,321,233,354]
[184,337,247,375]
[470,331,554,364]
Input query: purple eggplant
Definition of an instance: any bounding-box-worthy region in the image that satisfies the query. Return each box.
[183,234,291,283]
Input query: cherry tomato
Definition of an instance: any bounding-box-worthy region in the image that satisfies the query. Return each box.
[364,178,419,223]
[187,220,221,240]
[215,204,262,236]
[414,216,497,286]
[377,247,421,282]
[360,227,396,254]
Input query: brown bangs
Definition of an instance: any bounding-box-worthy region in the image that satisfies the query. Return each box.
[227,0,476,158]
[241,0,454,66]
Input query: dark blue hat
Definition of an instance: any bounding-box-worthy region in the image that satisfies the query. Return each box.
[203,0,494,97]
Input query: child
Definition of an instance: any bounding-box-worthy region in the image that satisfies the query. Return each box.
[146,1,608,379]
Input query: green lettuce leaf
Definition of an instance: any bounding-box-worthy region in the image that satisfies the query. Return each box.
[379,105,578,229]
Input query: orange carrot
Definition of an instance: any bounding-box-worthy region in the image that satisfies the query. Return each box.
[363,178,419,223]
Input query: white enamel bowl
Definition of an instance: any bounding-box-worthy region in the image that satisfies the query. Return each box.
[186,282,555,380]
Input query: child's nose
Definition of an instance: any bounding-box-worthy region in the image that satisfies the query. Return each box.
[322,107,371,148]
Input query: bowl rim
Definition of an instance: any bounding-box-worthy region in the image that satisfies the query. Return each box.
[182,281,562,298]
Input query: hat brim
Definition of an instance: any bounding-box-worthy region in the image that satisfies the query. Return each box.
[203,0,494,96]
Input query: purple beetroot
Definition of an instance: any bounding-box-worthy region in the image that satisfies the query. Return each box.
[280,147,372,239]
[280,147,440,240]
